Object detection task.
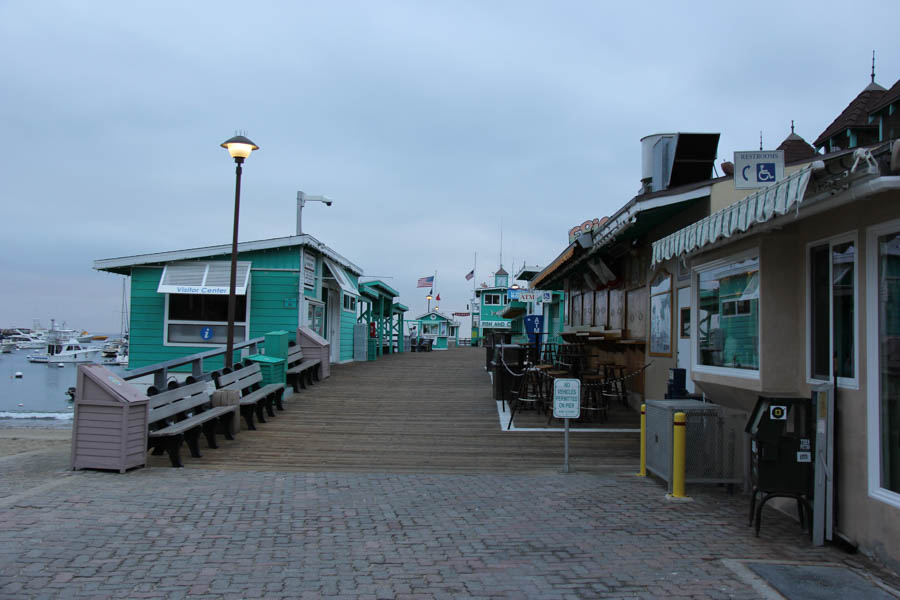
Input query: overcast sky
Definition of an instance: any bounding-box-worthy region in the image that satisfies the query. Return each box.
[1,1,898,333]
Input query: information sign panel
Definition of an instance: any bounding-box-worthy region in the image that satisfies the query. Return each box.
[734,150,785,189]
[553,378,581,419]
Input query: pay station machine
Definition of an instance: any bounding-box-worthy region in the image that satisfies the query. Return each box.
[745,395,815,536]
[745,385,834,543]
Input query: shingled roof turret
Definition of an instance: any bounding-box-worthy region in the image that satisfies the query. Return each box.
[777,123,818,164]
[814,81,886,149]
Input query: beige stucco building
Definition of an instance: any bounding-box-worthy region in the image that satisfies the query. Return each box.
[652,140,900,570]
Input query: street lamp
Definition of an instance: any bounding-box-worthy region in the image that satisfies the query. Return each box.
[426,293,433,312]
[221,134,259,369]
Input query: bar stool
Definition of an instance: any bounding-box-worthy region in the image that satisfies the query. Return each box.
[507,367,543,429]
[604,364,628,407]
[580,373,608,423]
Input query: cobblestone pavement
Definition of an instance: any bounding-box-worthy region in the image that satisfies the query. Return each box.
[1,447,898,599]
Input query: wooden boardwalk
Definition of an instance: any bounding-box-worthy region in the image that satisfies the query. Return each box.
[156,347,640,474]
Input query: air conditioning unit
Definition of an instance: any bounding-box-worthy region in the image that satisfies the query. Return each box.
[645,399,748,492]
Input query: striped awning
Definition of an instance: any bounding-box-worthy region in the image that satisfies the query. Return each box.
[652,164,814,267]
[157,261,252,295]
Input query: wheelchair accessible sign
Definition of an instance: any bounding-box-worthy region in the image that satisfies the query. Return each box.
[734,150,785,189]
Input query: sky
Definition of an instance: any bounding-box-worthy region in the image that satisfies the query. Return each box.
[1,1,898,334]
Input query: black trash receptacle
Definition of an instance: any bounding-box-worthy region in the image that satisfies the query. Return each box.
[493,344,524,403]
[485,334,496,371]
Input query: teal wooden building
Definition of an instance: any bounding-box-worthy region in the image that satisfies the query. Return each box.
[94,235,365,369]
[473,266,512,344]
[408,310,460,350]
[358,281,407,359]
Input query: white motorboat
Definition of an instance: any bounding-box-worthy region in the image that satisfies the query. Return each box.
[26,338,101,364]
[0,341,15,353]
[5,329,46,349]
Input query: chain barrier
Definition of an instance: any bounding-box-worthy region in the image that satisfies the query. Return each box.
[496,351,654,388]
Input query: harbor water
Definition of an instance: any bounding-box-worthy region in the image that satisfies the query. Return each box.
[0,346,124,429]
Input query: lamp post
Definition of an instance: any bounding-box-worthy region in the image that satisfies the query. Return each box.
[426,293,433,312]
[220,135,259,369]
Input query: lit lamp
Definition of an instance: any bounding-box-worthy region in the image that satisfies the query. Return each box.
[220,134,259,369]
[426,293,433,312]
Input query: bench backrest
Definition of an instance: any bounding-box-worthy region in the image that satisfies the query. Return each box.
[148,380,215,425]
[286,345,304,366]
[215,363,263,394]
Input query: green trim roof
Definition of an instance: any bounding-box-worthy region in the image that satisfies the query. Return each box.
[94,234,363,276]
[360,280,400,299]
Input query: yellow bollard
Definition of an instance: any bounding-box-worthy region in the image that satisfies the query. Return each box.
[637,404,646,476]
[671,411,688,498]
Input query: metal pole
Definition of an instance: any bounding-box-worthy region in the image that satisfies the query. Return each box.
[638,403,647,476]
[225,159,243,369]
[296,191,305,236]
[671,411,687,498]
[563,417,570,473]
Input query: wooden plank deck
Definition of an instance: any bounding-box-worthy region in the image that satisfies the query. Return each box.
[152,347,640,474]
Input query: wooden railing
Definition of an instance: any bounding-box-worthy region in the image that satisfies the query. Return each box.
[122,337,265,390]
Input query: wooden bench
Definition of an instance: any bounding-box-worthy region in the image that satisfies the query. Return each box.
[147,379,237,468]
[285,343,321,393]
[213,361,285,430]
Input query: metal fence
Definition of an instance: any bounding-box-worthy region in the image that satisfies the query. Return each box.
[645,399,748,492]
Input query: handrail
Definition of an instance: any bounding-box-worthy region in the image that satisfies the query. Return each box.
[122,337,265,389]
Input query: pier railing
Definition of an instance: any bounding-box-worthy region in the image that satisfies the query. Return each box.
[122,337,265,390]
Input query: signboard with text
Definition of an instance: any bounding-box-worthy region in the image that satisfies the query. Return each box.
[482,320,511,329]
[734,150,785,189]
[553,379,581,419]
[303,253,316,289]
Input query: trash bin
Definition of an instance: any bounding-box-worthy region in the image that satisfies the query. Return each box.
[248,354,286,387]
[71,364,149,473]
[492,344,524,402]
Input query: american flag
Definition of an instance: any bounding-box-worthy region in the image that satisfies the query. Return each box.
[465,269,474,281]
[417,275,434,288]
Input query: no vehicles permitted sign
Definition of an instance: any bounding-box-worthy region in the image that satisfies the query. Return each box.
[553,379,581,419]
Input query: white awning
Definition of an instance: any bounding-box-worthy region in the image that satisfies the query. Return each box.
[157,261,252,295]
[322,257,358,297]
[652,164,814,267]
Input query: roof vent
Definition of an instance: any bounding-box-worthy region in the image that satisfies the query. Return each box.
[640,133,720,193]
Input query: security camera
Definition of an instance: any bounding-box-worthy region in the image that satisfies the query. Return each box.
[325,200,333,206]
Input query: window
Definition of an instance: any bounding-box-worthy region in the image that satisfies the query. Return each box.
[695,254,759,372]
[343,295,357,312]
[484,293,501,305]
[808,235,857,385]
[165,293,247,345]
[649,271,672,356]
[866,223,900,505]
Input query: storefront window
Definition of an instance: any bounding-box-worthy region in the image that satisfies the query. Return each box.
[649,271,672,356]
[877,231,900,494]
[484,294,502,305]
[165,293,247,345]
[695,255,759,371]
[809,237,856,384]
[307,301,325,337]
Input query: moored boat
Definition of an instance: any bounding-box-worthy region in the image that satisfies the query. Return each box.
[26,337,102,364]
